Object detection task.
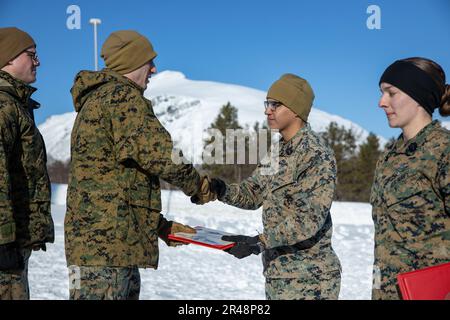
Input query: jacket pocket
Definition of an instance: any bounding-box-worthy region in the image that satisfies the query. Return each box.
[383,171,432,239]
[27,201,54,246]
[128,204,160,245]
[120,168,160,245]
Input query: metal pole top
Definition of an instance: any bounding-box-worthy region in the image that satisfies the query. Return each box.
[89,18,102,25]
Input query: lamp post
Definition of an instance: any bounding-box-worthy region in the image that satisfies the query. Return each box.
[89,18,102,71]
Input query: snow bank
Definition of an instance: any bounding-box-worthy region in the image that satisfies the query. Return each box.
[31,186,374,300]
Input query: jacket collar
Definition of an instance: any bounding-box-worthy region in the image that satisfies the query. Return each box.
[0,70,37,105]
[390,120,441,156]
[279,123,310,156]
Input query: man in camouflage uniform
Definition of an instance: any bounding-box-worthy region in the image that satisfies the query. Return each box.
[371,59,450,300]
[194,74,342,300]
[65,30,212,300]
[0,27,54,300]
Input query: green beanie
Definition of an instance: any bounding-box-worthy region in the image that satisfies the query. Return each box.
[267,74,315,122]
[0,27,35,69]
[101,30,157,75]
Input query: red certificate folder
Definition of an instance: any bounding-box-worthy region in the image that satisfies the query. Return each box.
[168,226,236,251]
[397,262,450,300]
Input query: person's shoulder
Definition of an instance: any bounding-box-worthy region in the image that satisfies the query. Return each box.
[294,126,336,171]
[75,70,145,107]
[0,90,18,106]
[425,122,450,151]
[432,122,450,138]
[0,91,19,119]
[303,126,334,156]
[109,80,142,98]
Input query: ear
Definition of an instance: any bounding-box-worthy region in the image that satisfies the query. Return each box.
[1,60,13,72]
[5,56,18,67]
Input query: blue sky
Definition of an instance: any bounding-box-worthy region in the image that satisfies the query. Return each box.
[1,0,449,140]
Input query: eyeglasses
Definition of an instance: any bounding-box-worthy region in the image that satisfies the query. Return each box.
[24,50,39,62]
[264,100,282,111]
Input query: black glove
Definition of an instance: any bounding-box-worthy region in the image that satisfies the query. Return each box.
[221,235,264,259]
[210,178,227,199]
[0,242,24,271]
[157,219,173,244]
[190,177,227,204]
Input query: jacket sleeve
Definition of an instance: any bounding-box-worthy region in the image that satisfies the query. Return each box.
[438,147,450,217]
[110,93,200,196]
[220,164,268,210]
[260,151,336,249]
[0,102,17,245]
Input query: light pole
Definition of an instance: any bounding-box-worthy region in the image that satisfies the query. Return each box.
[89,18,101,71]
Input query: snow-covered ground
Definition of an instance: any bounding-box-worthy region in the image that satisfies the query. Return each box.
[28,184,374,300]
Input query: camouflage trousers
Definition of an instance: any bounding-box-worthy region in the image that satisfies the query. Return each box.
[0,249,32,300]
[69,266,141,300]
[265,270,341,300]
[372,286,401,300]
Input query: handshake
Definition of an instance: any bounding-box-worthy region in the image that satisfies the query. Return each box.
[190,176,227,205]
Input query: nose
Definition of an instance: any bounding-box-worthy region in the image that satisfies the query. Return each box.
[265,107,272,116]
[378,94,388,109]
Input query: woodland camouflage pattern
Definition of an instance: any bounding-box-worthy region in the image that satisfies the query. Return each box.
[0,70,53,300]
[65,69,200,269]
[69,266,140,300]
[0,249,31,300]
[0,70,53,249]
[221,124,341,299]
[371,120,450,300]
[265,269,340,300]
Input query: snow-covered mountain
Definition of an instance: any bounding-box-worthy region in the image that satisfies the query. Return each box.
[39,70,388,164]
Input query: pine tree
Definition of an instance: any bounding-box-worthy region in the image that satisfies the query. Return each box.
[321,122,359,201]
[354,133,381,202]
[202,102,252,182]
[210,102,241,133]
[201,102,270,183]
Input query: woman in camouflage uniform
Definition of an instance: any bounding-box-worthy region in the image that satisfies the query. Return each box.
[371,57,450,300]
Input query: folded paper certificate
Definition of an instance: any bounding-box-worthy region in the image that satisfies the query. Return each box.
[168,226,236,250]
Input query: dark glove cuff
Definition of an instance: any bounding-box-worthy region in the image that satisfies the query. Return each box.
[157,218,173,238]
[211,178,227,199]
[0,243,24,271]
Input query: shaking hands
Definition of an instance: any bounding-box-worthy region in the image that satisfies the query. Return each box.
[190,176,227,205]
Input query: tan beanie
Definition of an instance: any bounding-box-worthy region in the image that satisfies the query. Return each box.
[267,74,315,122]
[0,27,35,69]
[101,30,157,75]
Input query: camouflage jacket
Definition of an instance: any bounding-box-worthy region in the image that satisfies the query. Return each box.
[0,70,53,250]
[65,70,201,268]
[370,120,450,300]
[221,124,341,279]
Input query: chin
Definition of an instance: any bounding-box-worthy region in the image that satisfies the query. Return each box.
[267,121,278,130]
[387,120,400,128]
[27,76,37,84]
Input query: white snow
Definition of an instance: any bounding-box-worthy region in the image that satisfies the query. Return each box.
[38,70,387,164]
[51,184,68,206]
[442,121,450,130]
[28,185,374,300]
[38,112,76,164]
